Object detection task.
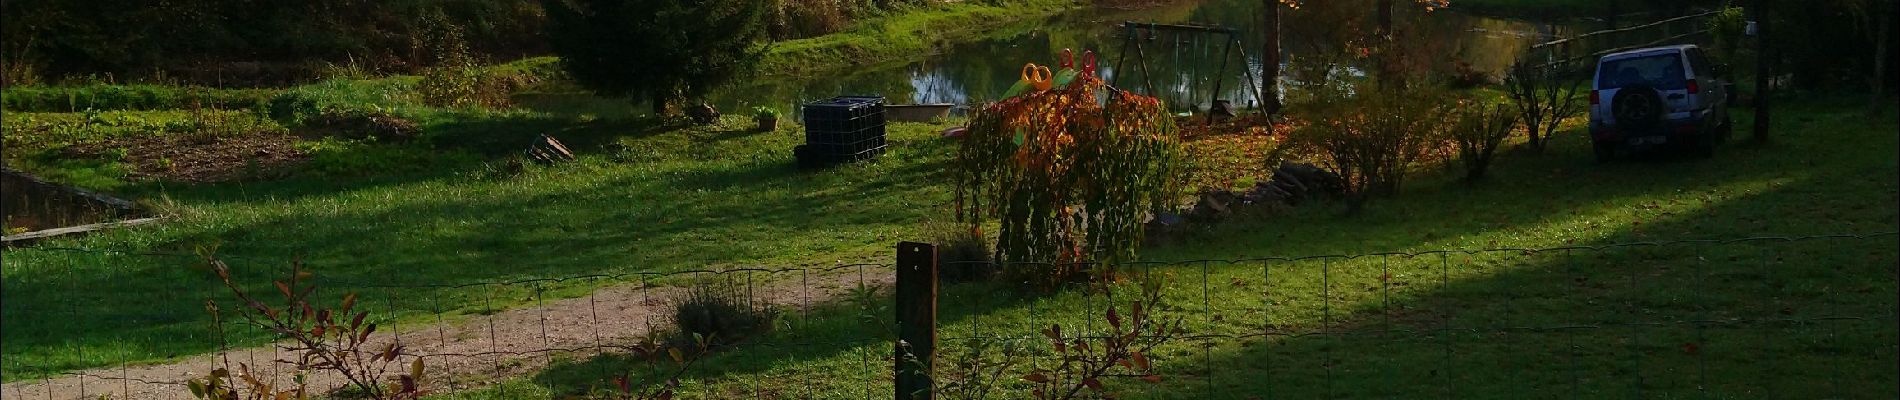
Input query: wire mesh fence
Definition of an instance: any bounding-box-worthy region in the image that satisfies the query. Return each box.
[2,232,1895,399]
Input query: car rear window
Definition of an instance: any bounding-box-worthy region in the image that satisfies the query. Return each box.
[1597,53,1688,90]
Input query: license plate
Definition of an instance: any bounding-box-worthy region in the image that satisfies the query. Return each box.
[1628,136,1667,145]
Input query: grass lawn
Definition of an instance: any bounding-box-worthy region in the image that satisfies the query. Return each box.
[0,83,970,381]
[435,97,1900,399]
[1,40,1894,400]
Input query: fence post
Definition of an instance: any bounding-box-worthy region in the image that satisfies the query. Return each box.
[895,242,938,400]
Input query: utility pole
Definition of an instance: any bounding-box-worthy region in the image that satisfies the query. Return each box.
[1751,0,1772,143]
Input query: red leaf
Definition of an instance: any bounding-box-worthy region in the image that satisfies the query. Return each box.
[1140,374,1162,383]
[1082,378,1104,390]
[1023,372,1050,383]
[1043,325,1062,340]
[275,281,292,298]
[1106,307,1121,330]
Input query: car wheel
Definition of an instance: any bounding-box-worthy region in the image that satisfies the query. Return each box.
[1594,141,1617,163]
[1611,85,1665,132]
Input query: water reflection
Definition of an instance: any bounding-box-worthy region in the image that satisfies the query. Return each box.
[689,0,1676,116]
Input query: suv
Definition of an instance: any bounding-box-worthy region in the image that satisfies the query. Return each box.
[1589,45,1733,161]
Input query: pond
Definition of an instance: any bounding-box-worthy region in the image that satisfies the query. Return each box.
[699,0,1627,117]
[1,168,140,235]
[522,0,1706,118]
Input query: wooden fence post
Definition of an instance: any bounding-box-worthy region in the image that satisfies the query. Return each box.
[895,242,938,400]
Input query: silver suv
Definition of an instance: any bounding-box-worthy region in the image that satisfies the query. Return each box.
[1589,45,1733,161]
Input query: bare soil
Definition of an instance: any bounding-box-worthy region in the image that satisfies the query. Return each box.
[66,133,308,183]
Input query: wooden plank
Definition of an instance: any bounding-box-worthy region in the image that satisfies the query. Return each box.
[894,241,938,400]
[3,217,164,245]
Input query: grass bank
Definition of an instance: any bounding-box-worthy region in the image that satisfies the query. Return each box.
[763,0,1081,76]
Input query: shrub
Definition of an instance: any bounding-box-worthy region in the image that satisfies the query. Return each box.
[671,278,778,348]
[543,0,770,115]
[1287,86,1453,213]
[1503,61,1586,153]
[953,75,1186,288]
[917,277,1184,399]
[413,12,534,109]
[196,258,428,400]
[1449,98,1518,181]
[928,222,994,283]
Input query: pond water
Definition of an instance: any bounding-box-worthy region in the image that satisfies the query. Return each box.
[520,0,1707,118]
[1,169,138,234]
[700,0,1632,116]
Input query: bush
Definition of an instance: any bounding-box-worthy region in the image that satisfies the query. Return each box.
[671,278,778,348]
[1449,97,1518,181]
[928,222,994,283]
[413,12,536,109]
[954,75,1186,288]
[1503,61,1585,153]
[543,0,770,115]
[1287,86,1453,212]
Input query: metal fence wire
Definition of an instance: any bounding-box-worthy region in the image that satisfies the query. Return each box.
[1,232,1895,399]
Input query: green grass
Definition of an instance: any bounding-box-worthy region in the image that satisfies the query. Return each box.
[763,0,1080,77]
[0,84,279,113]
[1,24,1895,397]
[0,95,965,381]
[436,98,1900,399]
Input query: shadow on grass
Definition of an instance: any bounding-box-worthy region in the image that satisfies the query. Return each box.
[1139,174,1898,399]
[0,119,959,380]
[443,101,1897,397]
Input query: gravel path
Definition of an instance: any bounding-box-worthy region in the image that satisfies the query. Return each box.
[2,269,894,399]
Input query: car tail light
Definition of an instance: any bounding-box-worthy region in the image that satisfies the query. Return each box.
[1590,90,1600,105]
[1686,79,1700,94]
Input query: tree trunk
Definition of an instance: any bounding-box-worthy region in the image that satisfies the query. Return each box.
[1751,0,1772,144]
[1872,4,1892,113]
[650,91,671,116]
[1262,0,1283,114]
[1376,0,1396,90]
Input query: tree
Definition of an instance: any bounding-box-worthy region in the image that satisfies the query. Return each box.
[1504,61,1585,152]
[542,0,769,116]
[1261,0,1284,114]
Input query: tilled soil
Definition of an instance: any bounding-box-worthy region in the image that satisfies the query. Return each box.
[66,133,308,183]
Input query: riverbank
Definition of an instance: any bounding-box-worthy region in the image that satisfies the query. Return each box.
[763,0,1081,76]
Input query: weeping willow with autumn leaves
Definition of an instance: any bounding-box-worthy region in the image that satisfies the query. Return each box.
[952,73,1188,286]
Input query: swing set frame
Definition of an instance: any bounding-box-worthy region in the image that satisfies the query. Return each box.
[1111,21,1263,124]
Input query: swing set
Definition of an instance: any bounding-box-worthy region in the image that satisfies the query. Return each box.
[1111,21,1264,126]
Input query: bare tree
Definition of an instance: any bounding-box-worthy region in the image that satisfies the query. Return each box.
[1504,61,1586,152]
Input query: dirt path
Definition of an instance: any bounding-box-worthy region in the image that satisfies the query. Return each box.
[2,269,894,400]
